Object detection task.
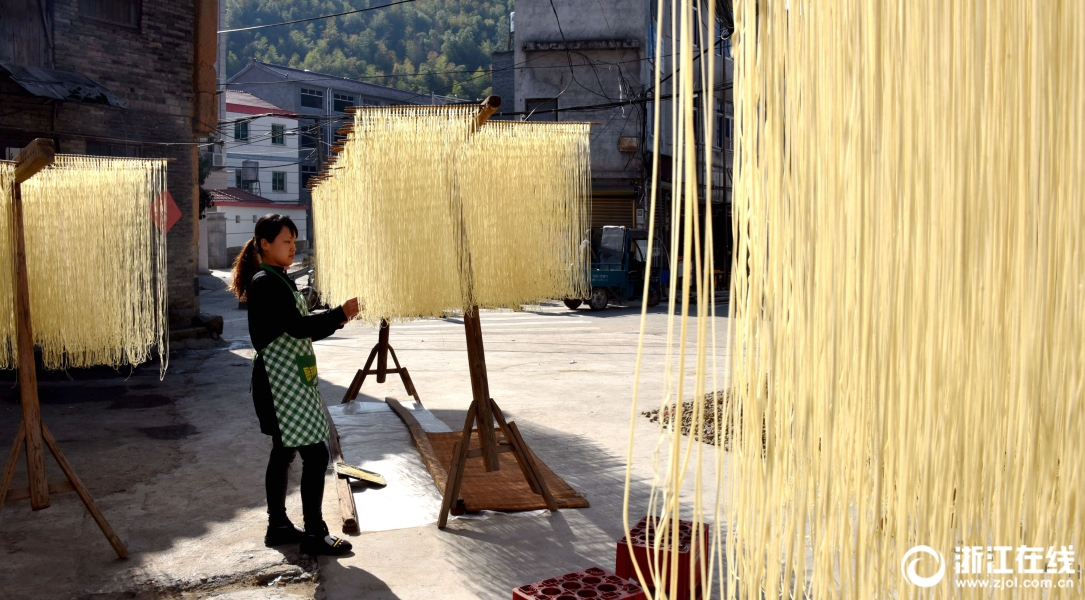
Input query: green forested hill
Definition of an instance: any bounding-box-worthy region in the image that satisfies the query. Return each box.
[225,0,513,100]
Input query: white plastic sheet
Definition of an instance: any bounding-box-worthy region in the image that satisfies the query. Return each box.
[327,400,452,532]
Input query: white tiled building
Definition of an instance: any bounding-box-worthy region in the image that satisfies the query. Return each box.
[223,90,299,204]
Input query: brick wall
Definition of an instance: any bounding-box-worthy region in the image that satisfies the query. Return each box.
[0,0,205,328]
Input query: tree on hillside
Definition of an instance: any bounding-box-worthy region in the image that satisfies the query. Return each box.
[225,0,513,100]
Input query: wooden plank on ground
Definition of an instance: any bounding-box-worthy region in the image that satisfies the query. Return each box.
[385,397,448,492]
[322,407,359,533]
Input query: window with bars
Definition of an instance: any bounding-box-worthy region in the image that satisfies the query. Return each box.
[272,172,285,192]
[271,124,284,145]
[81,0,139,27]
[333,93,355,112]
[301,88,323,109]
[234,121,248,141]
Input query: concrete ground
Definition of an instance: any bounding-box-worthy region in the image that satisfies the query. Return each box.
[0,269,727,600]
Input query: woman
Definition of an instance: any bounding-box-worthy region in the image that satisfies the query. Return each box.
[230,214,359,556]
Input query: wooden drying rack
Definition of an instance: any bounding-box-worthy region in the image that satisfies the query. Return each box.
[0,139,128,558]
[311,97,558,531]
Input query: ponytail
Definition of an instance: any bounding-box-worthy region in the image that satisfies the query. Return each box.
[229,238,261,300]
[229,213,299,301]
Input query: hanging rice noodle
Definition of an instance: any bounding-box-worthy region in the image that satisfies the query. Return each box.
[311,105,592,322]
[457,121,591,309]
[0,156,169,372]
[624,0,1084,598]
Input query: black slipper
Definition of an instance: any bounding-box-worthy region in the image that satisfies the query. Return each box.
[264,523,306,547]
[300,525,353,556]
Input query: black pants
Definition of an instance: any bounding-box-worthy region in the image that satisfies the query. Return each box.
[266,434,329,534]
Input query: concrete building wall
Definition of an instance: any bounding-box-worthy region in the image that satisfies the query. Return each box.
[0,0,211,328]
[490,51,516,119]
[513,0,649,185]
[211,205,308,265]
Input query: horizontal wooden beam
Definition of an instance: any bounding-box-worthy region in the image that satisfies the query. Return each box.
[13,138,55,184]
[7,479,75,502]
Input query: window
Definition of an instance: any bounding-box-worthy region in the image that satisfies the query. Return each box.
[271,124,284,145]
[693,107,703,145]
[692,3,701,48]
[525,98,558,121]
[235,215,241,223]
[714,100,724,148]
[725,102,734,151]
[301,88,324,109]
[301,165,318,187]
[234,121,248,141]
[253,215,258,223]
[81,0,139,27]
[300,121,318,148]
[235,170,242,188]
[272,172,285,192]
[333,93,354,112]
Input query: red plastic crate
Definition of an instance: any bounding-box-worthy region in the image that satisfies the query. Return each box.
[615,517,710,599]
[513,567,647,600]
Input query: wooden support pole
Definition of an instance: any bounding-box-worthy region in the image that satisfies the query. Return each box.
[1,139,129,558]
[463,310,500,472]
[376,319,390,383]
[11,139,53,510]
[473,95,502,131]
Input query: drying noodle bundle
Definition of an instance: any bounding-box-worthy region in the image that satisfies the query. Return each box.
[0,156,169,371]
[312,105,474,323]
[626,1,1084,599]
[312,106,591,322]
[457,121,591,309]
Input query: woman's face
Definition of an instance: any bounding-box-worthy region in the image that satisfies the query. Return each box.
[260,227,296,268]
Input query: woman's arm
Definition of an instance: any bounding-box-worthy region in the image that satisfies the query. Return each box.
[249,273,346,343]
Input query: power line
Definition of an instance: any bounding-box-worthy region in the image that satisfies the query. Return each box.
[218,0,418,34]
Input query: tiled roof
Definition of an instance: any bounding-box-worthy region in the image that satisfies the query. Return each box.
[225,90,284,111]
[208,188,304,209]
[233,61,429,104]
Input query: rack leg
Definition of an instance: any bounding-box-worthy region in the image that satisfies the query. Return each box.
[41,424,128,559]
[0,423,26,515]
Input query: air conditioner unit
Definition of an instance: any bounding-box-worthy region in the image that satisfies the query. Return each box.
[212,153,226,168]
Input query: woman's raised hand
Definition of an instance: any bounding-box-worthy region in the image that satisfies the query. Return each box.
[342,297,360,321]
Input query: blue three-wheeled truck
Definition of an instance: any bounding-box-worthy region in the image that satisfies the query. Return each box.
[564,226,668,311]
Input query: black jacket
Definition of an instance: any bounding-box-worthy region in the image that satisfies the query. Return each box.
[248,266,346,436]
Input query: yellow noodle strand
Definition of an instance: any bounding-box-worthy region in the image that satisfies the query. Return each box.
[0,156,169,373]
[311,106,591,321]
[626,1,1084,599]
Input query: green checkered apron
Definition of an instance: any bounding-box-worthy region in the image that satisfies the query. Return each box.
[254,264,330,448]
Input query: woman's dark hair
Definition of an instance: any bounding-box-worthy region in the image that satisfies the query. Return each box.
[229,214,299,300]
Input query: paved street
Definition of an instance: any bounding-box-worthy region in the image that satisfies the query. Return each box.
[0,269,728,600]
